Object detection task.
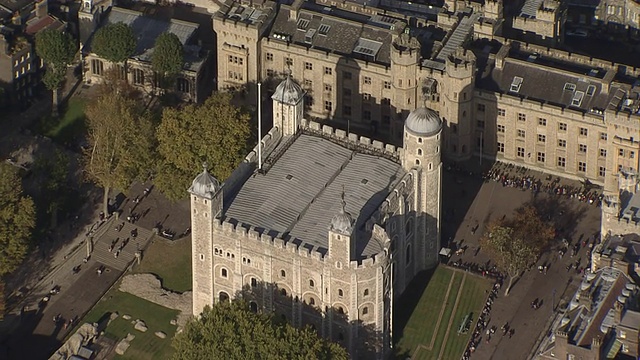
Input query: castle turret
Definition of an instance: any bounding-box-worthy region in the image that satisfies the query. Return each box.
[402,107,443,271]
[328,192,354,266]
[442,49,476,160]
[390,23,420,141]
[272,74,305,136]
[189,163,223,316]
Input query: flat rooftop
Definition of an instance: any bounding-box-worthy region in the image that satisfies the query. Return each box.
[224,133,405,259]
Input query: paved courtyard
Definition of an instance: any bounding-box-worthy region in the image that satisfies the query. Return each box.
[439,161,602,360]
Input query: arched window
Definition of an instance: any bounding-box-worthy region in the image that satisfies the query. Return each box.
[280,270,286,278]
[219,292,229,303]
[310,324,317,331]
[249,301,258,313]
[280,288,287,297]
[337,306,345,314]
[362,307,369,315]
[406,244,412,265]
[250,277,257,287]
[428,163,433,171]
[309,297,316,305]
[221,268,228,278]
[405,218,414,236]
[417,148,423,156]
[338,289,344,297]
[418,137,423,143]
[415,159,421,165]
[364,289,369,297]
[309,279,315,287]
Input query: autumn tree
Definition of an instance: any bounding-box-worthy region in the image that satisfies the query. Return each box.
[83,92,156,214]
[480,205,555,296]
[155,92,251,201]
[35,30,76,112]
[0,163,36,276]
[151,32,184,91]
[91,22,136,82]
[172,301,348,360]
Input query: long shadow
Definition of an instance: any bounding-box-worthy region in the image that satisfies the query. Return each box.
[392,268,436,348]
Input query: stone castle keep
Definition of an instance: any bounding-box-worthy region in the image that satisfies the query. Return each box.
[189,76,443,358]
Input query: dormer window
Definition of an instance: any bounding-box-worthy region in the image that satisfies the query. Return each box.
[510,76,523,93]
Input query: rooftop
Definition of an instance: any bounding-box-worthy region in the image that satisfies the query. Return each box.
[224,133,405,259]
[88,7,204,71]
[0,0,33,13]
[519,0,544,18]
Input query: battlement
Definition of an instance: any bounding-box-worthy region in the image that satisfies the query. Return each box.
[303,119,401,161]
[445,50,476,79]
[245,126,282,164]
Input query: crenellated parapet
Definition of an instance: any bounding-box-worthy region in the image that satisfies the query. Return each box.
[245,126,283,163]
[303,119,401,162]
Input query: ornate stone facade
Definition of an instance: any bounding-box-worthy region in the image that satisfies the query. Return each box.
[190,77,442,358]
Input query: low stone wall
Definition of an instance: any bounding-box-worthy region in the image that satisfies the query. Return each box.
[118,273,192,328]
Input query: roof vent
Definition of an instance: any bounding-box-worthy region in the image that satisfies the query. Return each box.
[286,174,293,180]
[361,179,369,185]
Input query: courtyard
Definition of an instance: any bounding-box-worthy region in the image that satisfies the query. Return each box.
[395,266,492,360]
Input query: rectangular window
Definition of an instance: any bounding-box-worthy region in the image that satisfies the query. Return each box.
[537,152,546,163]
[497,142,505,153]
[324,67,332,75]
[579,127,588,136]
[266,69,275,77]
[91,59,104,76]
[285,57,293,66]
[518,113,526,122]
[343,105,352,116]
[477,103,486,112]
[343,88,352,98]
[538,118,547,126]
[304,62,313,70]
[631,151,636,159]
[600,132,608,141]
[363,76,372,85]
[324,101,332,112]
[558,139,566,148]
[266,53,273,61]
[381,98,390,106]
[559,122,567,131]
[538,134,546,143]
[600,148,607,157]
[303,79,312,87]
[579,144,587,153]
[557,157,566,168]
[497,124,505,133]
[578,161,586,172]
[363,93,371,101]
[517,147,525,158]
[477,120,485,129]
[324,84,332,92]
[619,148,626,156]
[384,81,391,89]
[517,129,526,138]
[497,108,506,116]
[133,68,145,85]
[343,71,352,80]
[599,166,606,177]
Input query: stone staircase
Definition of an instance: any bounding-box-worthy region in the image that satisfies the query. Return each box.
[92,220,154,271]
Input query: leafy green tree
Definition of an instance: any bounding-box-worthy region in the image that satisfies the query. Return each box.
[0,163,36,276]
[91,22,136,82]
[155,92,251,201]
[172,301,348,360]
[83,92,156,214]
[35,30,75,112]
[151,32,184,90]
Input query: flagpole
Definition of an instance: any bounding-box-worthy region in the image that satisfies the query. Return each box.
[258,82,262,171]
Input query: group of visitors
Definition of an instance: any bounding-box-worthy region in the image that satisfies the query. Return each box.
[462,281,506,360]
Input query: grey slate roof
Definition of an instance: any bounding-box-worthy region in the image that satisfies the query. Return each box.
[476,55,614,113]
[89,7,204,71]
[225,134,404,259]
[520,0,544,18]
[268,4,394,65]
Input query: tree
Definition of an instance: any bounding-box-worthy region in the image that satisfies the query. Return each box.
[155,92,251,201]
[172,301,348,360]
[151,32,184,90]
[91,22,136,82]
[35,30,75,112]
[83,92,155,214]
[33,149,70,228]
[509,205,555,254]
[0,163,36,276]
[480,225,534,296]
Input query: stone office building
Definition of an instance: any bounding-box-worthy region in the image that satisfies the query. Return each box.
[189,76,443,358]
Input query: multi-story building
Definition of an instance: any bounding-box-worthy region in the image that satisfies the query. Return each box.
[189,75,443,358]
[0,33,38,108]
[512,0,565,46]
[82,6,212,103]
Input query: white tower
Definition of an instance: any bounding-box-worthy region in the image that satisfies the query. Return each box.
[402,107,443,273]
[188,163,223,316]
[327,192,355,266]
[271,74,305,136]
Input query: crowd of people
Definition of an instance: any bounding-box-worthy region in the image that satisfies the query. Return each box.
[462,280,504,360]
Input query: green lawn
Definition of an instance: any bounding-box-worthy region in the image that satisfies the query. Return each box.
[34,98,86,144]
[395,266,492,360]
[134,237,192,293]
[84,289,179,360]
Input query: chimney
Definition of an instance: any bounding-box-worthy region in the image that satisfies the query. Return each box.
[614,301,624,324]
[495,43,510,70]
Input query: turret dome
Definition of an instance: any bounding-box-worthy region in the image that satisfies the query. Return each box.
[404,107,442,137]
[188,163,220,199]
[271,74,304,106]
[330,195,354,235]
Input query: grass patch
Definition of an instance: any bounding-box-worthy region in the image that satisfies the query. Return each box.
[33,98,86,145]
[395,267,492,360]
[134,237,192,293]
[84,289,179,360]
